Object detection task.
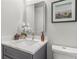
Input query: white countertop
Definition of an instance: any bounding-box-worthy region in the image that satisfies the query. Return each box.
[2,36,48,55]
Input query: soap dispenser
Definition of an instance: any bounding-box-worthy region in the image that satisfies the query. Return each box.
[41,32,45,42]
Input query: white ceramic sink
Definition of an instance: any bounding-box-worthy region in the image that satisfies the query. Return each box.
[52,45,77,56]
[15,40,39,46]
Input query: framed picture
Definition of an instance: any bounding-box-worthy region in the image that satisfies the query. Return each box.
[51,0,77,23]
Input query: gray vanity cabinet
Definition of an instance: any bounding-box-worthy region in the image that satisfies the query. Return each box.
[2,44,47,59]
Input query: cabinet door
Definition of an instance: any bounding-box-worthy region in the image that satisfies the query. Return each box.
[33,44,47,59]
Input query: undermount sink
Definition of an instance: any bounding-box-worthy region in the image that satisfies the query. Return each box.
[15,40,39,46]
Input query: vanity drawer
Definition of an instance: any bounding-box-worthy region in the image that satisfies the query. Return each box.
[4,55,11,59]
[4,45,32,59]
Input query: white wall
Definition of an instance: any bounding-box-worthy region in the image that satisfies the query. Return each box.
[1,0,24,36]
[26,0,77,59]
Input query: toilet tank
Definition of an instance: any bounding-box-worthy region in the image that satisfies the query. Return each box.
[52,45,77,59]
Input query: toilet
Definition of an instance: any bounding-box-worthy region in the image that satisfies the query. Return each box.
[52,45,77,59]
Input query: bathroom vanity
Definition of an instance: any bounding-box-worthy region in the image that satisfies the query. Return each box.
[2,37,47,59]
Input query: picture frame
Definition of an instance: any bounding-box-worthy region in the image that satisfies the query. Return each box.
[51,0,77,23]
